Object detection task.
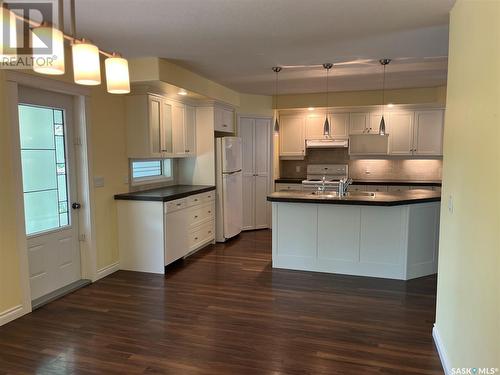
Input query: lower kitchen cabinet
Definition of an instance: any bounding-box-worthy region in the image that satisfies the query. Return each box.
[275,183,303,191]
[118,191,215,274]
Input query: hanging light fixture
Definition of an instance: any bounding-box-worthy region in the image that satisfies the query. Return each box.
[72,39,101,85]
[105,53,130,93]
[272,66,282,133]
[323,63,333,136]
[0,6,17,58]
[379,59,391,136]
[32,25,65,75]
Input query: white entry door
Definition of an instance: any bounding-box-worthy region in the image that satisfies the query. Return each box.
[240,117,271,230]
[18,86,81,301]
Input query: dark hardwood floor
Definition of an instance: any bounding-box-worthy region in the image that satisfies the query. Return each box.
[0,230,443,375]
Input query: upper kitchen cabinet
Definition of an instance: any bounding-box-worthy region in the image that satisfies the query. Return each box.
[214,105,235,133]
[172,102,196,157]
[413,110,444,156]
[126,94,173,159]
[280,115,305,159]
[349,112,382,135]
[126,94,196,159]
[330,113,349,139]
[388,109,444,156]
[305,114,324,139]
[388,112,414,155]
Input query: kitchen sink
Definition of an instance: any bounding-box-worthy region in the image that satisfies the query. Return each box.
[309,191,376,198]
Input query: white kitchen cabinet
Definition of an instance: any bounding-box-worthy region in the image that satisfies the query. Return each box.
[118,191,215,274]
[125,94,173,159]
[275,183,303,191]
[280,115,305,158]
[126,94,197,159]
[388,112,414,155]
[330,113,350,139]
[240,117,271,230]
[349,113,369,134]
[414,110,444,156]
[305,114,324,140]
[349,134,389,156]
[172,102,196,157]
[388,110,444,156]
[369,114,383,134]
[214,106,235,133]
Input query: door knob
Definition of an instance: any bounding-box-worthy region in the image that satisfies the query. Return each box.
[72,202,81,209]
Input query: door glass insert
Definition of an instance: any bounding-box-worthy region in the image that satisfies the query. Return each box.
[18,104,70,235]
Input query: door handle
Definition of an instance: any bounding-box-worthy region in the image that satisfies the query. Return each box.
[72,202,81,209]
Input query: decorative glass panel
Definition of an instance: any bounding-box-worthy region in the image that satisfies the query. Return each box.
[18,104,70,235]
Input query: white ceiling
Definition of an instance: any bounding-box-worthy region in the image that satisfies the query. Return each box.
[74,0,455,95]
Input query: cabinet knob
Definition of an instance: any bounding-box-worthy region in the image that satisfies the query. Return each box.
[194,215,198,218]
[185,149,189,152]
[194,237,198,240]
[208,211,211,214]
[176,203,181,206]
[223,124,228,127]
[208,231,212,234]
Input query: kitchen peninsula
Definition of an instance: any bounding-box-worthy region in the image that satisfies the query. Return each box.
[267,189,441,280]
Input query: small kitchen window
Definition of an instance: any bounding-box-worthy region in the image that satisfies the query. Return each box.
[130,159,173,186]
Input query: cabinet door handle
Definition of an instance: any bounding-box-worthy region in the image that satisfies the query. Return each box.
[194,237,198,240]
[194,198,198,202]
[208,231,212,234]
[185,149,189,153]
[176,203,182,206]
[208,211,211,214]
[222,124,228,127]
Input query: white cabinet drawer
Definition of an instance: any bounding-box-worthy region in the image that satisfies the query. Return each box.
[387,185,410,192]
[189,221,214,250]
[187,202,215,228]
[349,185,366,192]
[275,183,303,191]
[186,190,215,207]
[165,198,187,213]
[410,186,434,191]
[364,185,388,192]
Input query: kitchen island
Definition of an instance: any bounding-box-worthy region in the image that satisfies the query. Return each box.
[267,190,441,280]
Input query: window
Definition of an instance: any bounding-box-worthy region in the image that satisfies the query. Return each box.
[131,159,173,185]
[18,104,70,235]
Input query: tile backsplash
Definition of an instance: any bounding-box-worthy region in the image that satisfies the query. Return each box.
[280,149,442,181]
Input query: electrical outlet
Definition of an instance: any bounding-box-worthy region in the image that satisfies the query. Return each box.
[448,195,454,213]
[296,166,301,173]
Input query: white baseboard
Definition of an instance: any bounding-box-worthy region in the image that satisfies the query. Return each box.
[433,324,451,375]
[95,261,119,281]
[0,304,28,326]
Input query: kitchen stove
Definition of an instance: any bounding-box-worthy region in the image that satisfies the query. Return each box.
[301,164,349,192]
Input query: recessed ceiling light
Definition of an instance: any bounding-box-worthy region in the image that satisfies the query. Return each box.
[308,107,315,111]
[387,103,394,108]
[178,88,188,96]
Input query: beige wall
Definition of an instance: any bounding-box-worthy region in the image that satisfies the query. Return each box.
[238,93,273,117]
[435,0,500,370]
[0,60,128,317]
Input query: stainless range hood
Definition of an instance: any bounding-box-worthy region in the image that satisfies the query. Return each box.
[306,139,349,149]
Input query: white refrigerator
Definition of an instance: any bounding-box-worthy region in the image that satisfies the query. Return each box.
[215,137,243,242]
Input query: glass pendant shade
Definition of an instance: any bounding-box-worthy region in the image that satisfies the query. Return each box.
[323,116,330,136]
[32,27,65,75]
[274,117,280,133]
[72,40,101,85]
[0,7,17,58]
[105,55,130,94]
[379,116,386,136]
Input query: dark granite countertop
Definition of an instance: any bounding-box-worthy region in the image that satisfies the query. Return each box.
[275,178,441,186]
[353,180,442,186]
[267,189,441,207]
[114,185,215,202]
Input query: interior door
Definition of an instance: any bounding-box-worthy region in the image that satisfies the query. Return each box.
[254,118,271,229]
[240,117,255,230]
[18,86,81,301]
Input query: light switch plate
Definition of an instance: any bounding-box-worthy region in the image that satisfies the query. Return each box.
[448,195,454,213]
[93,176,104,188]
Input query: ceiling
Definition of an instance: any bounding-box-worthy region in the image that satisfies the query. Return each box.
[74,0,455,95]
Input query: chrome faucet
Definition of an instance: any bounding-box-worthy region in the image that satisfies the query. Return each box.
[338,177,353,197]
[317,173,327,194]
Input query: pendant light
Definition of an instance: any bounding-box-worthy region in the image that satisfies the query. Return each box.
[0,6,17,58]
[272,66,282,133]
[323,63,333,136]
[105,53,130,93]
[32,25,65,75]
[379,59,391,136]
[72,39,101,85]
